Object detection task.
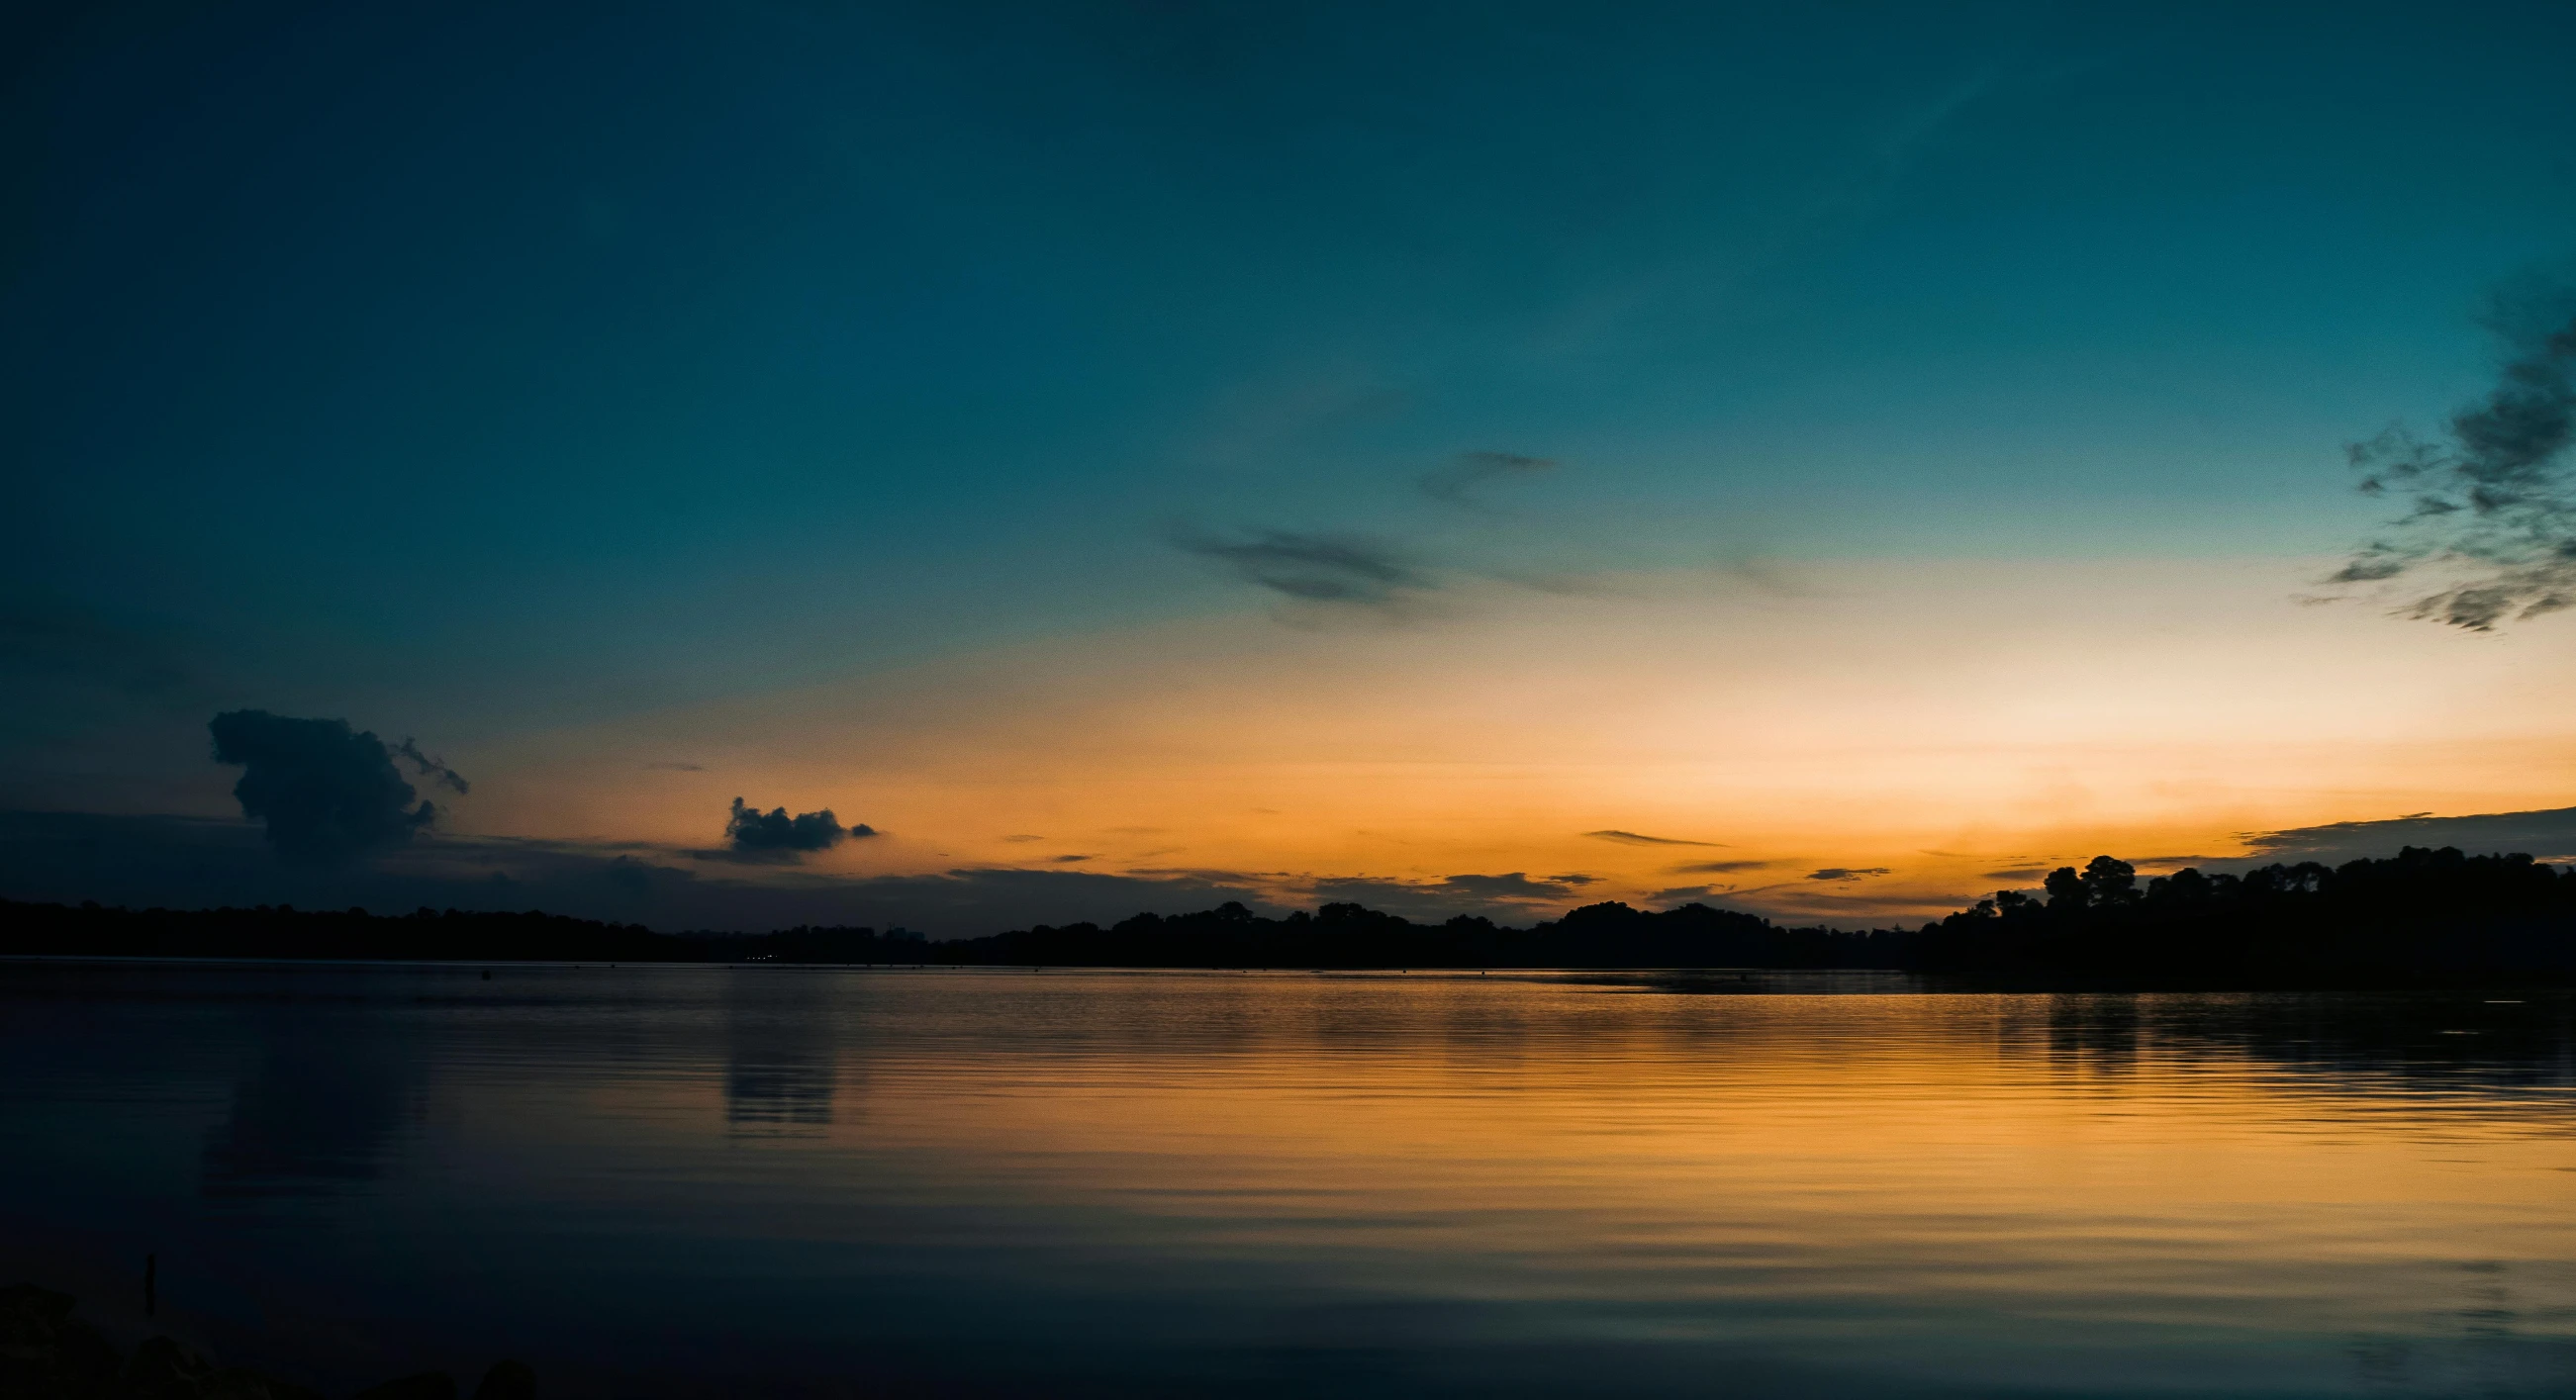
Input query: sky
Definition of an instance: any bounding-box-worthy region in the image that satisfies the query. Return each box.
[7,0,2576,932]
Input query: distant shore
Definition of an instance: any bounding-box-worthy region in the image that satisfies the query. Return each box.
[4,846,2571,984]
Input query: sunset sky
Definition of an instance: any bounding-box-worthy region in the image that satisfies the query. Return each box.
[8,2,2576,931]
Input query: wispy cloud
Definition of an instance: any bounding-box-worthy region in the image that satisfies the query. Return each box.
[1805,867,1890,883]
[1583,829,1723,847]
[1670,859,1775,874]
[2329,281,2576,629]
[1418,449,1557,511]
[1173,526,1433,607]
[392,738,470,795]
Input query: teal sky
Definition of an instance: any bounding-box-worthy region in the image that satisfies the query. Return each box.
[7,2,2576,929]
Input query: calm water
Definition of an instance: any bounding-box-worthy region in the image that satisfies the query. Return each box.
[5,962,2576,1397]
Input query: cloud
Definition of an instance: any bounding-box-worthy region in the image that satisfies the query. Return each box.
[2237,805,2576,865]
[1805,867,1890,882]
[1979,866,2052,882]
[1647,885,1729,904]
[717,797,874,863]
[1583,829,1722,847]
[1671,859,1776,874]
[1001,834,1045,843]
[2330,283,2576,629]
[207,710,452,867]
[643,761,706,772]
[1418,449,1557,510]
[1437,872,1592,900]
[391,738,470,795]
[1173,527,1431,607]
[1047,854,1096,863]
[1707,553,1826,601]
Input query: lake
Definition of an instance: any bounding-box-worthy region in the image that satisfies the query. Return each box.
[3,960,2573,1397]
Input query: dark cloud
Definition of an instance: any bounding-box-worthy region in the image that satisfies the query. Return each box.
[1647,885,1729,905]
[1001,834,1045,843]
[644,761,706,772]
[1547,873,1602,886]
[2237,805,2576,866]
[1583,829,1722,847]
[1173,527,1431,607]
[208,710,445,867]
[1418,449,1557,510]
[1047,854,1096,863]
[1979,866,2052,882]
[1671,859,1776,874]
[1437,872,1591,900]
[718,797,871,863]
[1805,867,1890,882]
[2331,284,2576,629]
[391,738,470,795]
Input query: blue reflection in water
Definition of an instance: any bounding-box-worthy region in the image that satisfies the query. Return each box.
[3,961,2575,1398]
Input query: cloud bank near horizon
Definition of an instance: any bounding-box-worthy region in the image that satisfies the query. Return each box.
[0,813,1627,935]
[2236,804,2576,866]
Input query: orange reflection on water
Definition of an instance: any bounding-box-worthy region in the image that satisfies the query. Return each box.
[585,973,2576,1389]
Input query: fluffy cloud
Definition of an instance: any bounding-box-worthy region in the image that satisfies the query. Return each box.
[208,710,454,867]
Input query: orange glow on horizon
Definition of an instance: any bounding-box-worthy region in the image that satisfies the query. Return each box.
[451,557,2576,922]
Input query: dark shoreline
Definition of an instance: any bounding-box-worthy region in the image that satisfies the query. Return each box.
[9,956,2575,996]
[6,844,2574,985]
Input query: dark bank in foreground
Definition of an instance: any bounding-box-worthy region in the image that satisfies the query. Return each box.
[5,846,2572,984]
[2,1283,525,1400]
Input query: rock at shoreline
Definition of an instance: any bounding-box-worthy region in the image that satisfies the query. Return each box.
[2,1282,526,1400]
[1,1285,122,1399]
[125,1337,321,1400]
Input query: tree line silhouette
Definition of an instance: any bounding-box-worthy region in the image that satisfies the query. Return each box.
[3,845,2572,982]
[1914,846,2576,980]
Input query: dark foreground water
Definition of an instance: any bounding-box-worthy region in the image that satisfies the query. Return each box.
[4,962,2575,1397]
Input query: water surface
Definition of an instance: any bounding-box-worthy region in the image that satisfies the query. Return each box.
[4,961,2574,1396]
